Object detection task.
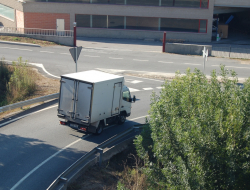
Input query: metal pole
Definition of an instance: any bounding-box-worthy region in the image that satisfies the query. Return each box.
[75,47,77,72]
[74,26,76,47]
[162,31,166,53]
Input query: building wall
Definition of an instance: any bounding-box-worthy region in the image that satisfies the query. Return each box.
[215,0,250,7]
[0,0,23,27]
[23,1,215,42]
[24,12,70,30]
[16,10,24,28]
[0,0,23,11]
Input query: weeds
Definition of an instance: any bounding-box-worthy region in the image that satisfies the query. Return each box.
[0,57,37,106]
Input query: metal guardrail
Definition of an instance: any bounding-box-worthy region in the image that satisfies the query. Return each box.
[47,125,144,190]
[0,93,59,113]
[0,27,73,37]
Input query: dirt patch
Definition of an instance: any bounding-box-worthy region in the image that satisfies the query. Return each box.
[0,36,59,46]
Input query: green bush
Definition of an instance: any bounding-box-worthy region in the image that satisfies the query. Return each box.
[135,66,250,189]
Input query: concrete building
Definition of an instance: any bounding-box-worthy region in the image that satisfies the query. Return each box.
[0,0,249,42]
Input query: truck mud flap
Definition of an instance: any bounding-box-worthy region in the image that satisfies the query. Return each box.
[88,125,96,133]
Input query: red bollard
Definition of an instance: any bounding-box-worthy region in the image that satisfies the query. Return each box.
[162,31,166,53]
[74,26,76,47]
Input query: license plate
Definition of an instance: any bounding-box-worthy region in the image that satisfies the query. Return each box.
[70,123,78,128]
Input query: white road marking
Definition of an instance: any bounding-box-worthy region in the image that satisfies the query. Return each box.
[128,88,140,92]
[133,59,149,62]
[130,80,143,84]
[130,115,149,121]
[157,87,163,89]
[10,134,91,190]
[0,47,32,51]
[109,57,123,60]
[184,63,201,65]
[0,105,58,127]
[126,79,143,84]
[40,51,54,54]
[4,60,60,79]
[143,87,154,90]
[158,61,173,63]
[9,113,148,190]
[84,55,100,57]
[28,63,60,78]
[145,51,159,53]
[212,65,250,69]
[60,53,70,55]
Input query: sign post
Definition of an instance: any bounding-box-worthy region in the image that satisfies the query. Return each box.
[69,46,82,72]
[202,46,208,73]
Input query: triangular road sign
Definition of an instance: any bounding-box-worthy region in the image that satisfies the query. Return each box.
[69,46,82,63]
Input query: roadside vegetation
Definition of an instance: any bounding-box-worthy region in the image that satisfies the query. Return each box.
[0,58,60,118]
[71,66,250,190]
[0,58,36,106]
[134,66,250,189]
[0,36,58,46]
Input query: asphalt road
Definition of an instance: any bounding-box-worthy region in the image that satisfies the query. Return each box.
[0,73,163,190]
[0,41,250,79]
[0,39,249,190]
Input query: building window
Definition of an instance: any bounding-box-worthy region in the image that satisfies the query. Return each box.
[76,14,90,27]
[76,14,207,33]
[161,18,199,32]
[126,0,159,6]
[199,19,207,33]
[126,16,158,30]
[92,15,107,28]
[108,16,124,29]
[174,0,200,8]
[0,3,14,21]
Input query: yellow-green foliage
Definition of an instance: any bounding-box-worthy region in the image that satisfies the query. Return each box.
[0,57,36,106]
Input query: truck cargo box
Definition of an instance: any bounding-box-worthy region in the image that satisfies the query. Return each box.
[58,70,124,126]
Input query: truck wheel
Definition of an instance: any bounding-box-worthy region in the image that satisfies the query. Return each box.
[95,122,104,135]
[118,115,126,124]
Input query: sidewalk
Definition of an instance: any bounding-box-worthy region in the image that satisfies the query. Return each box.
[77,35,250,59]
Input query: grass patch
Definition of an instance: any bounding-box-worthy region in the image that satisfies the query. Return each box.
[0,35,59,46]
[0,58,37,106]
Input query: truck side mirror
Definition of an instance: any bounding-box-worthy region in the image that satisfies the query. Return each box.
[133,95,136,102]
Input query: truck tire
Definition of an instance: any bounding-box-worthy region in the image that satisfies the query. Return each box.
[94,121,104,135]
[118,114,126,124]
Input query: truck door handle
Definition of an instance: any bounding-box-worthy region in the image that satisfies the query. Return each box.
[121,106,124,108]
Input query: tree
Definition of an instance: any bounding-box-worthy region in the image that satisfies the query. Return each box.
[135,66,250,189]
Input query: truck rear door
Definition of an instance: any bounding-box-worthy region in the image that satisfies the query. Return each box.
[58,78,75,117]
[112,82,122,115]
[74,82,93,123]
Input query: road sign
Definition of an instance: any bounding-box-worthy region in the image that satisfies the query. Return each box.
[202,46,209,73]
[69,46,82,63]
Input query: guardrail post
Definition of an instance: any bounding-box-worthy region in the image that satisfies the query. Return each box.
[95,147,103,166]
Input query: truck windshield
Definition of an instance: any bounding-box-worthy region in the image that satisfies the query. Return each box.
[123,90,131,102]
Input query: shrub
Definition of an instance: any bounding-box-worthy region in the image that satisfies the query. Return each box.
[7,57,36,104]
[135,66,250,189]
[0,60,12,106]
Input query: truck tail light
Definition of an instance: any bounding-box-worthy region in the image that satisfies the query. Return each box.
[79,127,87,131]
[60,121,66,125]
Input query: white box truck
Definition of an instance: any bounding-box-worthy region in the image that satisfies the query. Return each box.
[57,70,136,134]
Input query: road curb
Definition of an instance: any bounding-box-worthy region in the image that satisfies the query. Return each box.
[0,40,41,47]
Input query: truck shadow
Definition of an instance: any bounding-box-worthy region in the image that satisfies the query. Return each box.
[69,120,144,147]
